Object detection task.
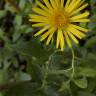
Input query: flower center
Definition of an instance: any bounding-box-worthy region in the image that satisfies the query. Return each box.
[49,10,69,28]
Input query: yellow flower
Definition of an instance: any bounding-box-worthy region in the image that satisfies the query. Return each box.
[29,0,90,51]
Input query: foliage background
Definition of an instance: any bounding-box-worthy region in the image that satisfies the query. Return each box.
[0,0,96,96]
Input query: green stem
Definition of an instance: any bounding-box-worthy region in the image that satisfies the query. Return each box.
[67,47,75,83]
[41,54,53,88]
[41,62,49,88]
[48,68,72,75]
[74,56,82,61]
[71,48,75,79]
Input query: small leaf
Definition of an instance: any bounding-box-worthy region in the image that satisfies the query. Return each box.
[78,91,95,96]
[12,31,21,42]
[0,10,6,18]
[14,15,22,27]
[11,39,53,59]
[73,78,88,88]
[16,72,32,81]
[85,36,96,48]
[80,68,96,77]
[19,0,26,10]
[59,82,70,92]
[5,83,40,96]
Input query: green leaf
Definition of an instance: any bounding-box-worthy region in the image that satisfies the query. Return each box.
[78,91,95,96]
[79,68,96,77]
[15,72,32,81]
[73,78,88,88]
[12,31,21,42]
[0,70,9,84]
[11,39,53,59]
[0,28,4,38]
[14,15,22,27]
[0,93,3,96]
[27,62,43,82]
[43,86,60,96]
[0,10,6,18]
[5,83,40,96]
[59,82,70,92]
[85,36,96,48]
[19,0,27,10]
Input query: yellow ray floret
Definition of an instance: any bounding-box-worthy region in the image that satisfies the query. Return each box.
[67,31,79,44]
[70,11,89,20]
[70,3,88,16]
[36,1,49,12]
[29,0,90,51]
[64,31,72,47]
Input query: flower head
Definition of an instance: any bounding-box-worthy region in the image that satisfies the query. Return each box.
[29,0,90,51]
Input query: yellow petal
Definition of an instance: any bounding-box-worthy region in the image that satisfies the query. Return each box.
[56,28,64,51]
[60,29,64,51]
[54,0,60,7]
[67,31,79,44]
[70,3,88,16]
[32,7,48,16]
[65,0,71,8]
[50,0,57,9]
[70,11,90,20]
[46,27,56,45]
[68,0,85,14]
[67,26,85,39]
[34,26,49,37]
[40,31,50,41]
[29,14,48,23]
[56,29,61,48]
[29,14,46,19]
[60,37,64,51]
[36,1,49,12]
[61,0,64,8]
[29,18,48,23]
[32,23,47,27]
[70,24,88,32]
[43,0,52,9]
[40,27,54,41]
[79,0,85,6]
[64,31,72,47]
[67,0,82,13]
[71,19,90,22]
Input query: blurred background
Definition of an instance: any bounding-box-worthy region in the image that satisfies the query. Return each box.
[0,0,96,96]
